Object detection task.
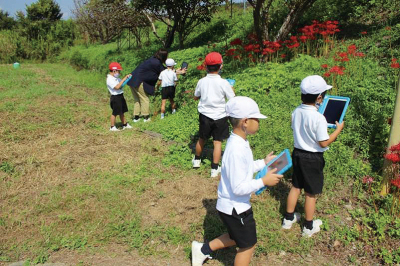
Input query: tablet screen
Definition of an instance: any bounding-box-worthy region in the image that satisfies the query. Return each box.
[323,98,347,124]
[267,153,289,173]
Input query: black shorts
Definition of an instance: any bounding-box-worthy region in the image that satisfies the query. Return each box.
[292,148,325,195]
[161,86,176,100]
[218,208,257,248]
[110,94,128,116]
[198,113,229,141]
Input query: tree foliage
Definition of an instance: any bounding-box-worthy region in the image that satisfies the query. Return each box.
[133,0,223,49]
[0,10,16,30]
[73,0,150,45]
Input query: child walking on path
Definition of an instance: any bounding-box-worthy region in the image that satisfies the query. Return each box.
[107,62,132,131]
[282,75,344,237]
[192,52,235,178]
[157,58,178,119]
[191,96,283,266]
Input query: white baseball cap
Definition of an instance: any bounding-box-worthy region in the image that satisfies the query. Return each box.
[300,75,332,94]
[226,96,267,119]
[165,58,176,67]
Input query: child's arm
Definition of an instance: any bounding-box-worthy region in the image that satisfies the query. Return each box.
[319,121,344,148]
[156,80,161,90]
[113,74,132,90]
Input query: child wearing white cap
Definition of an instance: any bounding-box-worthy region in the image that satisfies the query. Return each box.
[191,96,283,266]
[157,58,178,119]
[282,75,344,237]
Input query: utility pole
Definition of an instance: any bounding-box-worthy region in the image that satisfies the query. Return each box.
[381,74,400,195]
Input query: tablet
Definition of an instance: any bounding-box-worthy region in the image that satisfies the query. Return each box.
[226,79,236,86]
[318,95,350,128]
[181,62,189,69]
[121,75,132,88]
[255,149,292,195]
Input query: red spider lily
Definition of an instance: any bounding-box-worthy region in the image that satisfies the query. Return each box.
[329,65,345,75]
[287,42,300,49]
[244,44,254,52]
[299,35,308,43]
[233,55,241,61]
[262,48,275,55]
[347,44,357,55]
[196,64,206,71]
[248,53,253,58]
[385,153,400,163]
[391,63,400,69]
[323,72,331,77]
[389,143,400,152]
[254,49,261,53]
[355,52,365,57]
[321,64,329,68]
[392,58,398,62]
[230,38,242,46]
[391,176,400,189]
[362,176,374,184]
[226,49,236,57]
[361,31,367,35]
[280,54,286,58]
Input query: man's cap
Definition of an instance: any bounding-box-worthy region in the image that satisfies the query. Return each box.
[165,58,176,67]
[300,75,332,94]
[226,96,267,119]
[205,52,223,65]
[109,62,122,71]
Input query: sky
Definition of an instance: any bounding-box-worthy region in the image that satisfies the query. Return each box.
[0,0,75,19]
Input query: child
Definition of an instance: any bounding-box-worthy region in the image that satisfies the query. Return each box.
[191,96,283,266]
[282,75,344,237]
[192,52,235,178]
[157,58,178,119]
[107,62,132,131]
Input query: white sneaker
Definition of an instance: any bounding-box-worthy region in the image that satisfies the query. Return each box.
[210,166,221,178]
[161,113,165,119]
[172,109,176,114]
[109,126,120,132]
[143,118,151,123]
[191,241,211,266]
[282,212,301,229]
[123,123,132,130]
[133,118,140,123]
[302,219,323,237]
[192,157,201,168]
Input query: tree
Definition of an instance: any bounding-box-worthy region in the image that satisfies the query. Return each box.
[247,0,316,44]
[17,0,63,40]
[73,0,149,44]
[134,0,223,49]
[0,10,16,30]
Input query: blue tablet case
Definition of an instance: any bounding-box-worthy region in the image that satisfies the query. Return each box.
[121,75,132,88]
[255,149,292,195]
[226,79,236,86]
[318,95,350,128]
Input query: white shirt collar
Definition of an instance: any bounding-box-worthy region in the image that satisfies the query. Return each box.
[300,104,318,111]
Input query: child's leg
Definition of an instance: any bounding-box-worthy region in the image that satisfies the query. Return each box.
[110,115,116,127]
[286,187,301,213]
[195,138,205,157]
[212,140,222,165]
[170,98,176,111]
[304,192,317,221]
[161,99,167,114]
[120,113,126,125]
[209,233,236,251]
[235,245,256,266]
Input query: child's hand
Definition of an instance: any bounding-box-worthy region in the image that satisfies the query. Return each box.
[124,74,132,80]
[335,121,344,131]
[264,152,276,165]
[262,168,283,186]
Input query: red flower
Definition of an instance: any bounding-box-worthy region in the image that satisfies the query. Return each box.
[385,153,400,163]
[226,48,237,56]
[262,48,274,55]
[299,35,308,43]
[391,63,400,69]
[321,64,329,68]
[244,44,254,52]
[287,42,300,49]
[389,143,400,152]
[230,38,243,46]
[196,64,206,71]
[329,66,345,75]
[323,72,331,77]
[347,44,357,55]
[355,52,365,57]
[361,31,367,35]
[392,58,398,62]
[391,176,400,189]
[280,54,286,58]
[362,176,374,184]
[388,117,392,125]
[198,57,203,61]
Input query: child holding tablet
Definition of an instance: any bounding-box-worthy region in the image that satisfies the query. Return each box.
[191,96,283,266]
[282,75,344,237]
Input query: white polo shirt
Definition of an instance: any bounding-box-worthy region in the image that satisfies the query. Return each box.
[216,133,266,215]
[292,104,329,152]
[106,74,123,95]
[194,74,235,120]
[158,68,178,87]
